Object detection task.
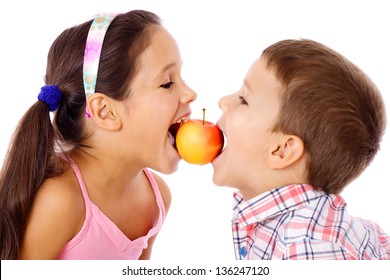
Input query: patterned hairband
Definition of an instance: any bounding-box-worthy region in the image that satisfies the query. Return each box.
[83,13,119,102]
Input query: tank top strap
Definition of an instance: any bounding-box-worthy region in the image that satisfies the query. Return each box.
[64,157,93,207]
[143,168,166,224]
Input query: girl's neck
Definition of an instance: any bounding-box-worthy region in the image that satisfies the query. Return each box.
[69,148,145,196]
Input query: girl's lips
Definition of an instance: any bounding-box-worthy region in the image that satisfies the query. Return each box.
[173,112,191,124]
[168,112,191,149]
[168,123,179,147]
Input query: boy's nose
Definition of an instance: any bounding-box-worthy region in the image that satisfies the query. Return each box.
[218,94,231,112]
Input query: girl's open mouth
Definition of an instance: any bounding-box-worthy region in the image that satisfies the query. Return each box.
[168,114,190,149]
[169,122,180,149]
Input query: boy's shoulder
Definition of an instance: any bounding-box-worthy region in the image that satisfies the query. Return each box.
[279,194,390,259]
[281,192,349,243]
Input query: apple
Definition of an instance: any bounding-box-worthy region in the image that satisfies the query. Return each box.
[176,109,224,165]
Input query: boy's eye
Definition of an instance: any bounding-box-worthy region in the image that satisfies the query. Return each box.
[238,95,248,105]
[161,81,174,89]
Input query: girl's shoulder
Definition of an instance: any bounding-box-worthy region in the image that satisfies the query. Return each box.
[38,167,85,221]
[20,167,85,259]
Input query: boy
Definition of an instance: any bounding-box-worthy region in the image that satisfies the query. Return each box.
[211,39,389,259]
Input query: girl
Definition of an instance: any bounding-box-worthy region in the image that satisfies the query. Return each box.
[0,10,196,259]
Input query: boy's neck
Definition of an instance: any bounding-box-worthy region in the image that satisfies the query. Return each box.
[239,163,309,201]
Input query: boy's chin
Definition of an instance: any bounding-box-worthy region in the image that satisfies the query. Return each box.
[212,172,227,187]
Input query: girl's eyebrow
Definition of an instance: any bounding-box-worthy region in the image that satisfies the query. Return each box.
[161,60,184,73]
[152,62,176,82]
[153,61,183,81]
[161,62,177,73]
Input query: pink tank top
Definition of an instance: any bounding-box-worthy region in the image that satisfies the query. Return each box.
[57,159,166,260]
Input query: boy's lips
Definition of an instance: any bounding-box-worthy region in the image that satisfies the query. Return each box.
[216,122,227,154]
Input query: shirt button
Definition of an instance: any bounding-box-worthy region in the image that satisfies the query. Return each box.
[240,247,247,258]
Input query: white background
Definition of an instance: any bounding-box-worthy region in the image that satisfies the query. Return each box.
[1,0,389,265]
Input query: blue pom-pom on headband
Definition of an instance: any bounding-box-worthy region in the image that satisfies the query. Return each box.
[37,85,62,112]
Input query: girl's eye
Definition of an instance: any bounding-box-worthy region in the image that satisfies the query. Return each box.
[238,95,248,105]
[161,81,174,89]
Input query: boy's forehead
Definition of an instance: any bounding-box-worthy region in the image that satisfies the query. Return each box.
[245,57,282,94]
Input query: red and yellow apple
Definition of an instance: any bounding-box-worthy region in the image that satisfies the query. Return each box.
[175,114,224,165]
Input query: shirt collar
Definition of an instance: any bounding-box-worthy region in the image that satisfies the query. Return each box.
[232,184,324,227]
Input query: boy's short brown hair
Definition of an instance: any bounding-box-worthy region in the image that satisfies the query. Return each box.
[262,39,386,194]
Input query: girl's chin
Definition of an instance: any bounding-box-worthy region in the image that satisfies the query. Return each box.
[152,159,179,175]
[159,166,178,175]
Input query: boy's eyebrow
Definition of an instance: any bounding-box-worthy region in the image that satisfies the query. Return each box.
[244,79,253,93]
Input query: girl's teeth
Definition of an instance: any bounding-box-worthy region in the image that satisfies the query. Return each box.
[176,116,189,124]
[169,132,175,145]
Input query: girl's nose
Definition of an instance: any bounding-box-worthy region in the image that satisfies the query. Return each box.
[180,84,197,104]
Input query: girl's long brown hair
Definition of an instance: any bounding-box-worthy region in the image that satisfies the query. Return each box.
[0,10,161,259]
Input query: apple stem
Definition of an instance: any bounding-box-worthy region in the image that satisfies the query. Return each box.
[202,108,206,125]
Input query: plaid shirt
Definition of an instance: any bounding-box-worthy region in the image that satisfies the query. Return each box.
[232,184,390,260]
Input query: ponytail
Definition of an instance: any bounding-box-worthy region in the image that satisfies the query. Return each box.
[0,98,59,259]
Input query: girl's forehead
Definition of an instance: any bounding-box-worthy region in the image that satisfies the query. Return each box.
[136,28,181,75]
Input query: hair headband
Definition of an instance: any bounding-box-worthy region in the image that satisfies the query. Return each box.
[83,13,119,100]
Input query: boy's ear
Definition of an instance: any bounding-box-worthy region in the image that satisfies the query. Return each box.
[267,135,304,169]
[86,93,122,130]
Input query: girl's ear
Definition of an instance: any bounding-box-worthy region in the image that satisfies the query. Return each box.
[86,93,122,130]
[267,135,305,169]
